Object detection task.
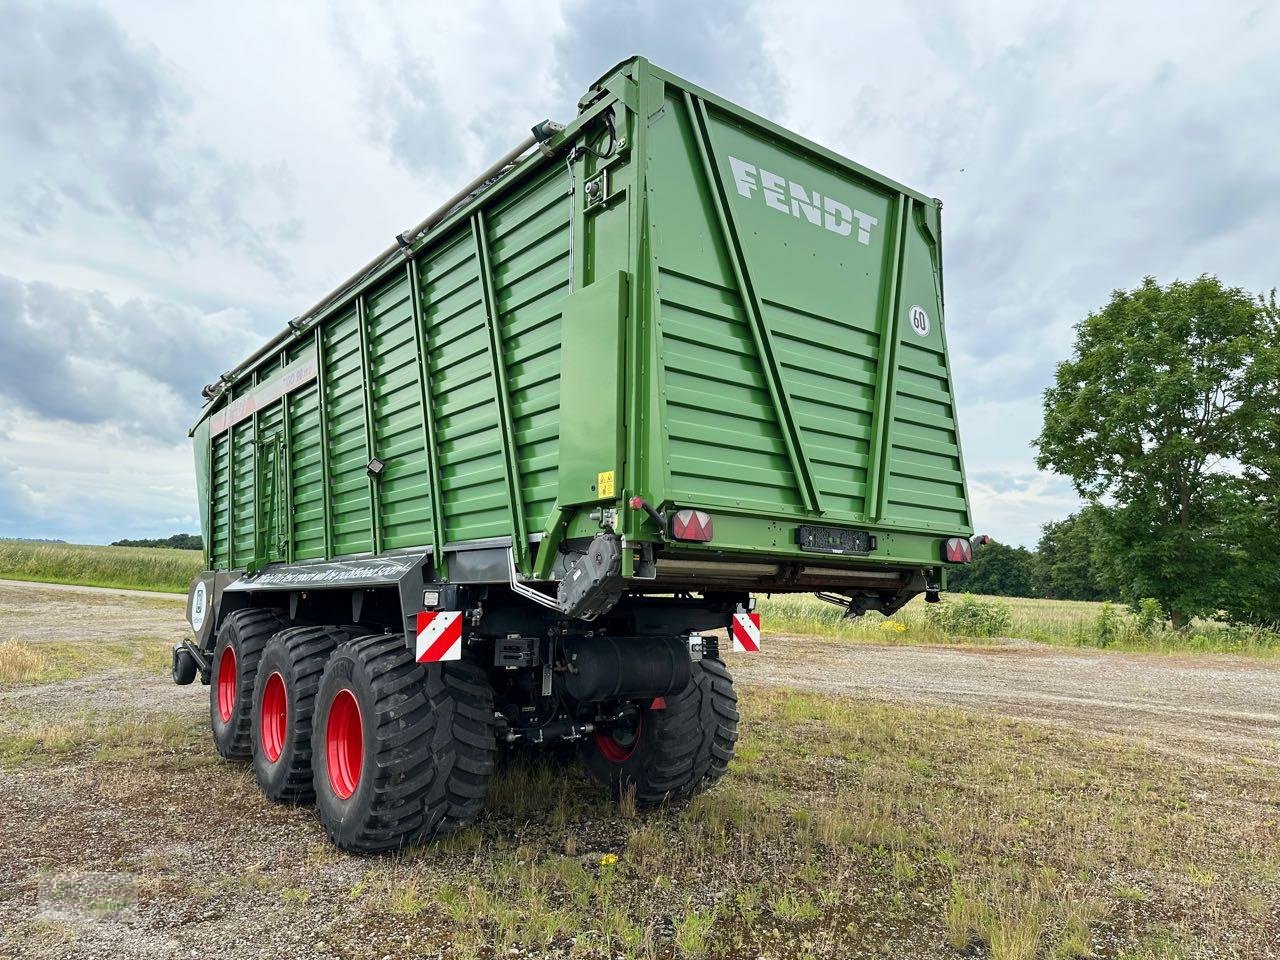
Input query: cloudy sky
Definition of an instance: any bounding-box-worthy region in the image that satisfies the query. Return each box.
[1,0,1276,546]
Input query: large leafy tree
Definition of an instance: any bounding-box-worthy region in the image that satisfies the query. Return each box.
[1036,276,1275,626]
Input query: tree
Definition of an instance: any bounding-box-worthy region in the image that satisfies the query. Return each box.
[947,541,1041,597]
[1219,290,1280,626]
[1036,276,1275,627]
[1036,506,1114,601]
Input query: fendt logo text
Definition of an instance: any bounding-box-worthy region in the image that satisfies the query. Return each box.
[728,156,879,246]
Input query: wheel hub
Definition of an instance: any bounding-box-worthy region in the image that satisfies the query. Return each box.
[260,671,287,763]
[326,688,363,799]
[216,646,238,723]
[594,706,643,764]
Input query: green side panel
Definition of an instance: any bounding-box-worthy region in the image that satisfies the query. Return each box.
[230,417,256,567]
[646,92,802,512]
[557,272,627,505]
[210,431,231,569]
[366,272,433,550]
[880,203,972,531]
[484,165,572,532]
[255,398,286,564]
[323,309,374,555]
[419,228,508,543]
[287,381,325,560]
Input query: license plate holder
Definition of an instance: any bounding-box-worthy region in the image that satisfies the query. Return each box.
[796,526,875,556]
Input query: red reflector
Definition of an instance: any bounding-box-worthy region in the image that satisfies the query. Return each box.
[671,509,713,542]
[943,537,972,563]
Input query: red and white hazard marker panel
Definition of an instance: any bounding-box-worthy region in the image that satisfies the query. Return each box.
[416,611,463,663]
[731,612,761,653]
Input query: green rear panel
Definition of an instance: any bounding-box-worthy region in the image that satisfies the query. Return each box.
[641,75,969,535]
[195,58,970,576]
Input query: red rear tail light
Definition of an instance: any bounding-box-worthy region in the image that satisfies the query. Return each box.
[943,537,972,563]
[671,509,713,542]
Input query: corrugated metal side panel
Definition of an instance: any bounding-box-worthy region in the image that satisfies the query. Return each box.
[287,381,325,561]
[484,165,571,533]
[255,399,285,561]
[230,418,255,567]
[366,272,433,550]
[880,206,970,529]
[210,432,231,569]
[323,309,374,555]
[420,229,508,543]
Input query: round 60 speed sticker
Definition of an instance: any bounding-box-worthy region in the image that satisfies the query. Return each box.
[909,305,930,337]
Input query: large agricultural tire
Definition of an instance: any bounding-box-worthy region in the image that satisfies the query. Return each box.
[311,634,497,854]
[209,608,289,761]
[251,625,361,805]
[581,655,739,806]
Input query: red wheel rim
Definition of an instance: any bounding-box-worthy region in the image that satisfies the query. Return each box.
[326,689,363,799]
[216,646,238,723]
[260,671,287,763]
[594,713,642,764]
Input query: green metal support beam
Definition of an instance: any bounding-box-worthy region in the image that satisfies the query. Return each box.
[355,295,382,555]
[864,194,908,523]
[314,327,335,560]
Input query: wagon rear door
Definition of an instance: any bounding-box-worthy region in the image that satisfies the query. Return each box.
[644,84,970,536]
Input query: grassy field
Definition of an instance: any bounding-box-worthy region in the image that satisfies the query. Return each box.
[0,539,201,593]
[2,539,1275,656]
[2,675,1275,958]
[759,592,1280,657]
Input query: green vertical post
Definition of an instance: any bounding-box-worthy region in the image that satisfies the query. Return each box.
[864,194,907,523]
[406,258,448,577]
[280,365,294,563]
[471,210,530,574]
[623,59,649,543]
[355,295,382,555]
[314,327,335,560]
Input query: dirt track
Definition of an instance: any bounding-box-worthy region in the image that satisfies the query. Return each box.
[3,580,1275,766]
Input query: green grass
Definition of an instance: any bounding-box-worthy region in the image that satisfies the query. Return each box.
[0,637,172,689]
[0,540,201,593]
[3,655,1276,957]
[759,592,1280,656]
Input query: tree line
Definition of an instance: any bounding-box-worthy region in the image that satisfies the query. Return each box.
[950,505,1114,602]
[963,276,1279,628]
[111,534,203,551]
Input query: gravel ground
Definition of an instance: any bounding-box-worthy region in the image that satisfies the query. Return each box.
[733,636,1280,767]
[1,581,1276,959]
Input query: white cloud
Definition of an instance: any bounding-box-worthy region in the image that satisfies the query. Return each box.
[0,402,195,542]
[0,0,1275,546]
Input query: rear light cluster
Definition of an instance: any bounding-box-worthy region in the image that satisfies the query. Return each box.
[943,537,973,563]
[671,509,714,542]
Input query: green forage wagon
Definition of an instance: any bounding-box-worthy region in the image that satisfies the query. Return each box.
[175,57,975,852]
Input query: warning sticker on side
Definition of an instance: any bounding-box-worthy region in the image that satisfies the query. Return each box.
[597,470,615,498]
